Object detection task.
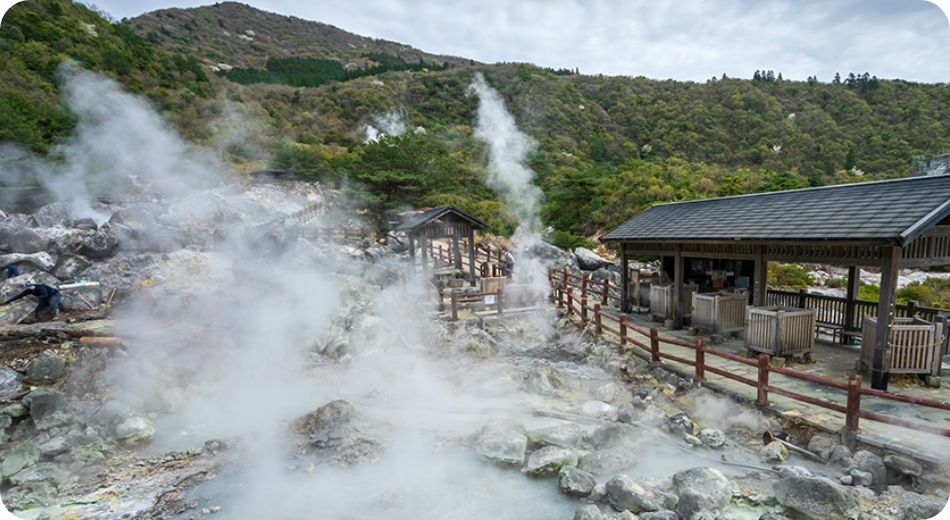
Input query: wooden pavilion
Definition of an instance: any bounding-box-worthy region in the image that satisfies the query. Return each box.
[600,175,950,391]
[394,205,489,285]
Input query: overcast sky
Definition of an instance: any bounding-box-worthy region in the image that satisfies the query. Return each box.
[1,0,950,83]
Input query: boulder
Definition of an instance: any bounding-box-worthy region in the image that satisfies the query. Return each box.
[577,401,615,419]
[113,415,155,446]
[524,445,578,477]
[290,399,389,467]
[525,423,582,449]
[849,469,872,487]
[246,218,300,258]
[595,382,619,402]
[88,400,134,433]
[697,428,726,448]
[78,222,120,260]
[760,441,789,463]
[806,435,837,461]
[526,242,576,268]
[758,515,792,520]
[523,361,561,396]
[474,416,527,468]
[0,441,40,479]
[574,248,610,271]
[644,512,680,520]
[829,445,852,463]
[883,454,922,480]
[774,476,863,520]
[0,252,56,272]
[9,228,47,254]
[52,254,93,281]
[616,402,641,424]
[573,504,608,520]
[0,367,24,401]
[668,412,695,436]
[7,462,73,497]
[851,450,886,485]
[605,474,663,514]
[558,466,597,496]
[29,202,70,228]
[24,350,66,386]
[22,389,74,430]
[578,447,639,475]
[676,487,727,519]
[67,218,98,230]
[672,467,734,505]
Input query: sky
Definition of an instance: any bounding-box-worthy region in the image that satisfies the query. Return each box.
[1,0,950,83]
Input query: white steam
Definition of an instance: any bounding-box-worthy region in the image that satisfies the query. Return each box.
[363,109,407,143]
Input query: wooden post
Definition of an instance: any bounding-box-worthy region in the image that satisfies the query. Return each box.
[845,372,861,433]
[872,246,901,391]
[620,245,631,312]
[673,244,685,329]
[619,315,627,347]
[757,353,770,405]
[594,303,602,335]
[602,279,609,305]
[650,327,660,365]
[467,229,476,287]
[582,276,588,299]
[845,265,859,332]
[581,298,589,323]
[450,292,459,321]
[497,287,504,318]
[753,245,767,307]
[907,300,918,318]
[695,337,706,382]
[408,234,416,279]
[798,288,807,309]
[774,311,784,356]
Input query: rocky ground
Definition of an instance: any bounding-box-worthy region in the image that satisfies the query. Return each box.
[0,183,947,520]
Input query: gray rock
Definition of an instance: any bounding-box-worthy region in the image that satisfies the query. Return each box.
[587,423,640,449]
[774,476,863,520]
[616,402,641,424]
[883,454,922,479]
[644,512,680,520]
[574,504,608,520]
[676,488,724,519]
[7,462,73,496]
[849,469,872,487]
[524,445,578,477]
[68,218,98,230]
[590,482,607,503]
[22,389,74,430]
[0,441,40,478]
[558,466,597,496]
[9,228,47,254]
[523,360,561,395]
[852,450,886,486]
[776,466,812,479]
[474,417,527,468]
[246,218,300,258]
[88,400,133,432]
[668,412,694,436]
[144,387,184,414]
[672,467,733,506]
[574,248,610,271]
[758,514,791,520]
[697,428,726,448]
[24,350,66,386]
[78,222,119,260]
[578,447,639,475]
[37,437,69,458]
[0,367,24,401]
[0,252,56,272]
[760,441,789,463]
[113,415,155,446]
[595,382,619,402]
[525,423,582,449]
[52,254,92,281]
[577,401,615,419]
[526,242,577,269]
[806,435,837,461]
[290,399,389,467]
[29,202,70,228]
[829,445,852,463]
[605,474,662,514]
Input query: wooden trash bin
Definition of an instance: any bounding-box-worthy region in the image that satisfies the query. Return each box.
[861,317,944,376]
[692,292,748,333]
[745,306,817,356]
[650,284,698,320]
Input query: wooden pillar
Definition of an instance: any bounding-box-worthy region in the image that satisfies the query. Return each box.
[620,244,631,312]
[673,244,685,329]
[408,234,416,279]
[452,235,462,271]
[845,265,860,331]
[753,245,767,306]
[467,229,476,286]
[420,234,429,279]
[872,246,901,391]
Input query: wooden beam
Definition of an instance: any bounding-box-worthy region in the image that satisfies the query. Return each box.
[753,245,767,306]
[845,265,860,332]
[467,228,476,286]
[871,246,901,391]
[620,245,630,313]
[674,244,684,329]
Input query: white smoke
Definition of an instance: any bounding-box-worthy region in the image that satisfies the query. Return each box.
[363,109,407,143]
[467,72,543,243]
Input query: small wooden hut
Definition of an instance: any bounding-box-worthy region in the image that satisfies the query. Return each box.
[394,205,489,286]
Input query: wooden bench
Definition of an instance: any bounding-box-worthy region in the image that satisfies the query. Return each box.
[815,321,845,344]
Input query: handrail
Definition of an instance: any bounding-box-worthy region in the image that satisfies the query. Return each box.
[549,268,950,441]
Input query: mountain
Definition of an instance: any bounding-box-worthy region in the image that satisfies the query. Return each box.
[3,1,950,246]
[127,2,473,71]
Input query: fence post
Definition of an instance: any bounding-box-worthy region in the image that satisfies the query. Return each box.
[582,276,588,299]
[650,328,661,366]
[842,373,861,450]
[594,303,602,335]
[907,300,918,318]
[581,298,589,323]
[756,354,770,406]
[798,289,807,309]
[695,337,706,382]
[619,315,627,347]
[450,292,459,321]
[497,287,504,318]
[602,279,609,305]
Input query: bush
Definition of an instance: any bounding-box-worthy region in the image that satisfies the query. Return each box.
[895,283,934,306]
[859,283,880,301]
[767,262,814,289]
[824,277,846,288]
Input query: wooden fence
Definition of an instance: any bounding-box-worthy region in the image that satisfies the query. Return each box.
[767,288,943,333]
[549,267,950,440]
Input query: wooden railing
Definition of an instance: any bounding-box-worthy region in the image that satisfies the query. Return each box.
[767,289,942,332]
[426,241,510,278]
[548,267,950,440]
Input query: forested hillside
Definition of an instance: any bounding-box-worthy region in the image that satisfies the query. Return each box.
[3,0,950,246]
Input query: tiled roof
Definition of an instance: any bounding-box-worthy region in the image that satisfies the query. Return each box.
[394,205,489,232]
[601,176,950,246]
